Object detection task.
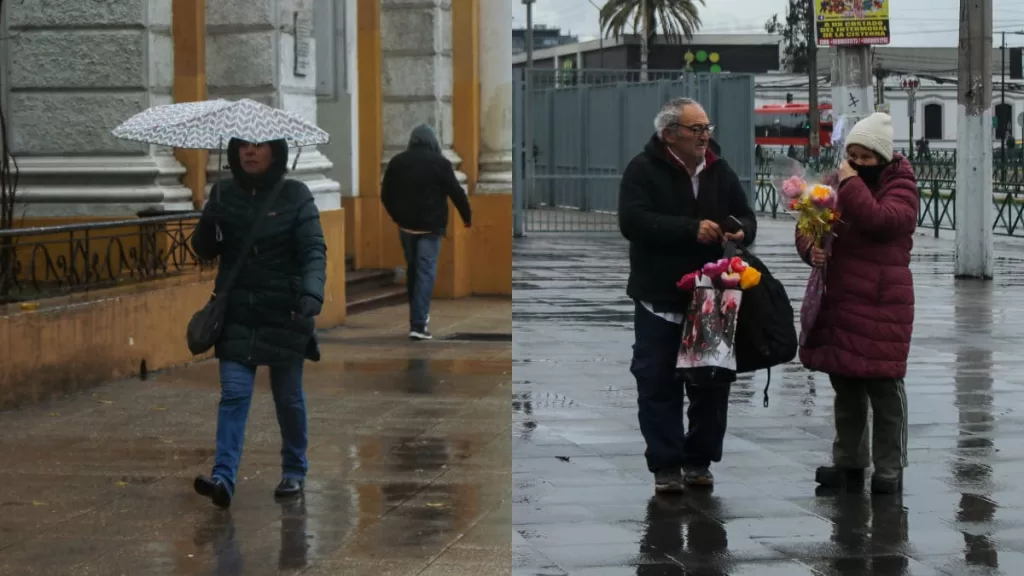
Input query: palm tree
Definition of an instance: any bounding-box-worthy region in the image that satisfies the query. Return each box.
[599,0,705,80]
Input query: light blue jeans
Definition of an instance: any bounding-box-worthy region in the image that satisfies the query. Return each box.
[211,360,308,494]
[399,231,442,331]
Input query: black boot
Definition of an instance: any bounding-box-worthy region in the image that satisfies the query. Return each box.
[871,470,903,494]
[274,478,305,499]
[815,466,865,489]
[194,475,232,509]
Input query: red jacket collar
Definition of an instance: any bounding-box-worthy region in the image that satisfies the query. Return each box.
[663,145,719,171]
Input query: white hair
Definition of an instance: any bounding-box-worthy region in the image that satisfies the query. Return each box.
[654,97,703,140]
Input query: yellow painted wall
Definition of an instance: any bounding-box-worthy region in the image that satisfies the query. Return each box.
[172,0,208,208]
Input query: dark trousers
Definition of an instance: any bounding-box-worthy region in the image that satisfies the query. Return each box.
[830,375,909,473]
[399,231,442,331]
[630,302,732,473]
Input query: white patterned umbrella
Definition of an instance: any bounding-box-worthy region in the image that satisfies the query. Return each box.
[111,98,330,149]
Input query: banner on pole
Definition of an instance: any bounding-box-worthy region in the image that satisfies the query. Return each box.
[815,0,891,47]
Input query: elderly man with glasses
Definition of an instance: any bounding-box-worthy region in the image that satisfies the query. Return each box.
[618,97,758,493]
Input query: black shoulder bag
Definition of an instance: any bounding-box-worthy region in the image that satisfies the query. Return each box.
[186,180,287,355]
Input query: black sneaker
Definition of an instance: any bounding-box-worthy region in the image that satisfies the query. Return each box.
[654,469,684,493]
[274,478,305,499]
[683,466,714,488]
[815,466,866,489]
[194,475,232,509]
[409,328,432,340]
[871,470,903,494]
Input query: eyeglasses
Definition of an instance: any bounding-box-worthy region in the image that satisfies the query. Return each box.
[671,123,716,135]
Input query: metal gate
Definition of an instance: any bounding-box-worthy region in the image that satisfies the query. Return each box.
[513,69,756,235]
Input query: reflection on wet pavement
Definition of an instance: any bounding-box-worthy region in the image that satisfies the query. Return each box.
[513,219,1024,575]
[0,299,511,575]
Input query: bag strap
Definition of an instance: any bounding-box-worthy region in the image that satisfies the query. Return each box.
[763,368,772,408]
[722,240,738,260]
[214,179,288,297]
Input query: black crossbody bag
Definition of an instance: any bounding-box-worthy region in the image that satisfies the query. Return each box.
[186,180,286,355]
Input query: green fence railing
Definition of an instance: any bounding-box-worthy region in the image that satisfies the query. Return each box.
[753,148,1024,237]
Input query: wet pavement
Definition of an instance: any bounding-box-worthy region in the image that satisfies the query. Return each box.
[0,298,511,575]
[513,218,1024,575]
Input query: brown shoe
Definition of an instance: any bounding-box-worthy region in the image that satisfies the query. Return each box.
[654,469,684,493]
[683,466,714,488]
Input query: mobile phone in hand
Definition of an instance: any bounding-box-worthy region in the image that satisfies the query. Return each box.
[721,215,744,235]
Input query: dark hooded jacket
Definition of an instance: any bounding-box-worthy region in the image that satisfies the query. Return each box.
[191,138,327,366]
[619,133,758,311]
[381,124,472,234]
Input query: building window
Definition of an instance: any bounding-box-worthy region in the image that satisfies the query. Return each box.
[923,103,943,140]
[995,103,1013,140]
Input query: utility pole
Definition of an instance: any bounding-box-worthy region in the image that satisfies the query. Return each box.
[954,0,994,279]
[1001,31,1007,171]
[901,77,919,160]
[640,0,648,81]
[806,0,819,157]
[522,0,535,220]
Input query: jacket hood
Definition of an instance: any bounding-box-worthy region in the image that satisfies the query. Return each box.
[227,138,289,190]
[643,132,720,170]
[408,124,442,153]
[881,154,915,184]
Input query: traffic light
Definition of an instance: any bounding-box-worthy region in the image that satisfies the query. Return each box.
[1011,47,1023,80]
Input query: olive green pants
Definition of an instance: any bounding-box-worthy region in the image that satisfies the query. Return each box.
[829,375,909,475]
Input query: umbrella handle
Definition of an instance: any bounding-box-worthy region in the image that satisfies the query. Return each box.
[291,147,302,172]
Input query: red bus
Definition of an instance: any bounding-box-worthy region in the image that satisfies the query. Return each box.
[755,103,833,147]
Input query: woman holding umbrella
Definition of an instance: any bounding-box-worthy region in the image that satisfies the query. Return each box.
[190,138,327,508]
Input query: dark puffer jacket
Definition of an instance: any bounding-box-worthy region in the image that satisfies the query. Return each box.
[796,155,918,379]
[192,138,327,366]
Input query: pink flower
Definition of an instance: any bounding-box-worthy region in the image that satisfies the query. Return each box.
[676,271,701,291]
[781,176,807,199]
[720,271,741,289]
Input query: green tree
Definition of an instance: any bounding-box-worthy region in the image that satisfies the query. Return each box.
[599,0,705,75]
[764,0,811,74]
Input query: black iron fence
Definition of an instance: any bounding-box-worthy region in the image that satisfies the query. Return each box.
[754,148,1024,237]
[0,212,211,304]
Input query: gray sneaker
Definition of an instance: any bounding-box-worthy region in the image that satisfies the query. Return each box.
[684,466,714,488]
[654,469,684,493]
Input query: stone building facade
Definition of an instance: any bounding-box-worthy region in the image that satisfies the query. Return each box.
[0,0,511,296]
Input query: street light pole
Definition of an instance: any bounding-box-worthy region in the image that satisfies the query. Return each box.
[587,0,604,69]
[901,76,919,161]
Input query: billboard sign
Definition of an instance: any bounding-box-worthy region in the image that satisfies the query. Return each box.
[815,0,890,46]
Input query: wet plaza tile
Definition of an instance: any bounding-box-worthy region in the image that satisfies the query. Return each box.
[0,299,511,575]
[513,218,1024,575]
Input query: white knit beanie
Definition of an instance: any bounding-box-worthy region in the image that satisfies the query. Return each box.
[845,112,894,162]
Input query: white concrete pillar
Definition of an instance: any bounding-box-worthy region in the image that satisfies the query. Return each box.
[205,0,341,211]
[0,0,192,218]
[477,0,513,194]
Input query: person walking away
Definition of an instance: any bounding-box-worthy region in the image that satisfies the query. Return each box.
[381,124,472,341]
[619,97,758,493]
[191,138,327,508]
[795,112,918,494]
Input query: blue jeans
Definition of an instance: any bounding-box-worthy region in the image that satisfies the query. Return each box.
[399,231,442,330]
[212,360,308,494]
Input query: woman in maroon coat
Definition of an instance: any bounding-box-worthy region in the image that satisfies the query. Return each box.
[795,112,919,494]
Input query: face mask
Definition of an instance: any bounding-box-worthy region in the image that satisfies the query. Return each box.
[849,161,886,185]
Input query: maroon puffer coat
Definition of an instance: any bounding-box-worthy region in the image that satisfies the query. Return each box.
[796,155,919,379]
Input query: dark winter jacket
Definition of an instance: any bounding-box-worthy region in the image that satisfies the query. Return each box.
[192,138,327,366]
[796,155,918,379]
[618,133,758,311]
[381,124,472,234]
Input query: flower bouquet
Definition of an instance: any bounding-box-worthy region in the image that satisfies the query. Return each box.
[772,156,840,345]
[675,256,763,373]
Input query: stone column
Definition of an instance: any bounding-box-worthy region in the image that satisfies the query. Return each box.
[205,0,341,210]
[380,0,465,179]
[0,0,192,219]
[477,0,513,194]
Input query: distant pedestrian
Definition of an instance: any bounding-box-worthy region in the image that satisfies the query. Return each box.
[191,138,327,508]
[619,97,758,493]
[381,124,472,340]
[796,112,918,494]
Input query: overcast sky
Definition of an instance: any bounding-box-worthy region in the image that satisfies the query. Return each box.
[512,0,1024,48]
